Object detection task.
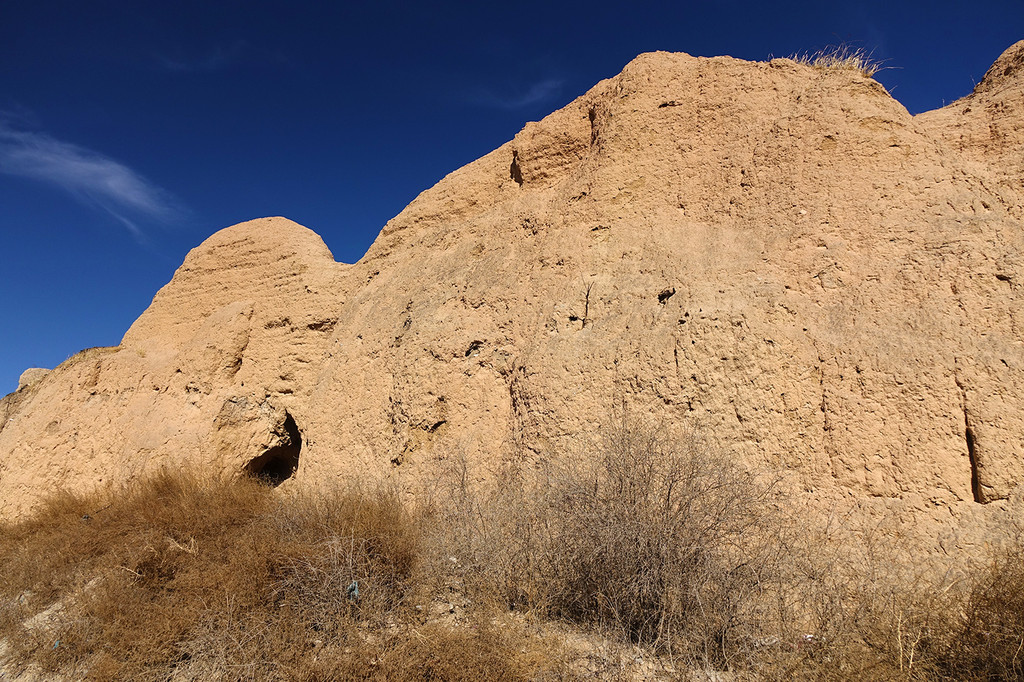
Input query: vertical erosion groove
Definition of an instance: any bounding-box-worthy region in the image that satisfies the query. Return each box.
[966,424,983,504]
[956,373,984,504]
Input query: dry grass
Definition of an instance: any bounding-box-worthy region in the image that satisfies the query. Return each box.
[3,423,1024,680]
[790,44,884,78]
[0,471,559,680]
[755,515,964,681]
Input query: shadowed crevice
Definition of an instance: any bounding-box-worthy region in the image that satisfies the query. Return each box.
[966,424,983,504]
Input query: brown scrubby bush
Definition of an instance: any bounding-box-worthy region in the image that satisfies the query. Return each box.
[756,517,963,681]
[0,471,556,681]
[420,417,784,669]
[758,515,1024,682]
[537,420,781,664]
[939,528,1024,681]
[420,419,1024,680]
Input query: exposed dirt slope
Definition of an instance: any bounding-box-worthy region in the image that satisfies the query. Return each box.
[2,47,1022,553]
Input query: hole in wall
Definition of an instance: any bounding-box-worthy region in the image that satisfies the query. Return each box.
[510,151,524,186]
[244,413,301,487]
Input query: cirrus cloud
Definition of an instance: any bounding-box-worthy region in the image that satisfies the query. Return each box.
[471,78,565,110]
[0,119,178,236]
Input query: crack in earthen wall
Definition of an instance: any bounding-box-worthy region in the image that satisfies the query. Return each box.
[816,354,839,482]
[582,281,594,328]
[954,371,984,504]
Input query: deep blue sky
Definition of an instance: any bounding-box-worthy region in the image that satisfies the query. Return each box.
[1,1,1022,395]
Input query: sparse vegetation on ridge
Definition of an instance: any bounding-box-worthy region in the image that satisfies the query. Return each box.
[789,44,884,78]
[2,422,1023,680]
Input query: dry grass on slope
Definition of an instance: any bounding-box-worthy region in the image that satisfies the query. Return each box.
[0,472,546,681]
[2,421,1024,681]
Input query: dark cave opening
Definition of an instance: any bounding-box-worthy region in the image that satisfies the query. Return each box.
[244,413,301,487]
[510,151,524,186]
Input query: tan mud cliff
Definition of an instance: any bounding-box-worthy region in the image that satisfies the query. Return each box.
[2,45,1023,551]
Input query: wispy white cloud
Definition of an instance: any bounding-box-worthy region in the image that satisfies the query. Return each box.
[472,78,565,110]
[0,120,177,236]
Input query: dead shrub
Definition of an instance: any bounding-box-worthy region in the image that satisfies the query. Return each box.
[939,528,1024,681]
[417,451,548,613]
[421,417,782,668]
[538,419,778,661]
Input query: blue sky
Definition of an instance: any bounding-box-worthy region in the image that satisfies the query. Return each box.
[1,1,1022,395]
